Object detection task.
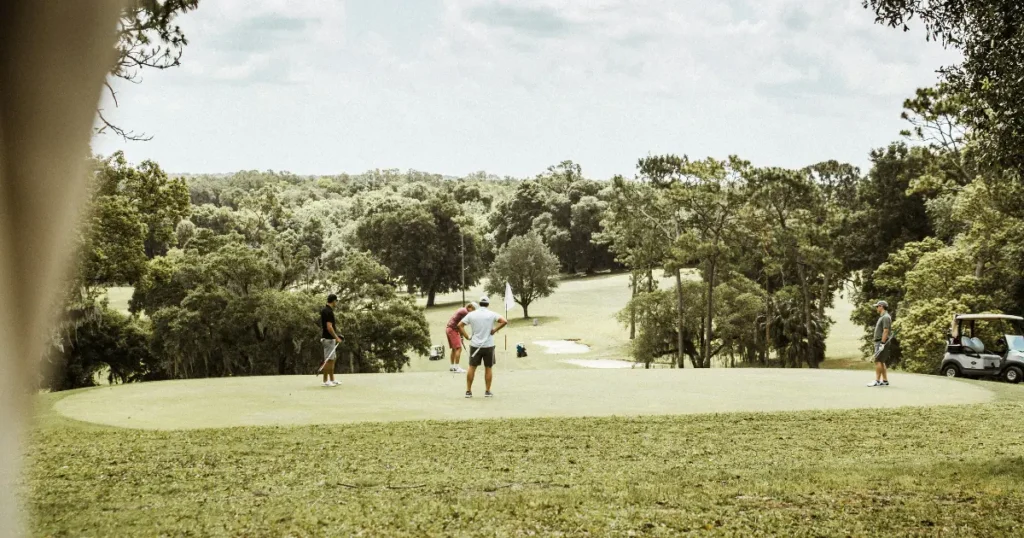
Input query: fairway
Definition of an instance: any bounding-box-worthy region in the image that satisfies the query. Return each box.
[55,369,993,430]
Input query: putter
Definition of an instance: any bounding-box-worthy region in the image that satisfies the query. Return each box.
[317,340,340,374]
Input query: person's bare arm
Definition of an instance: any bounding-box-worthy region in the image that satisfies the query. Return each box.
[458,321,471,340]
[327,321,342,342]
[882,327,889,344]
[490,317,508,335]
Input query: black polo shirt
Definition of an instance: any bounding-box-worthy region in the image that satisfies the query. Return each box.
[320,305,336,339]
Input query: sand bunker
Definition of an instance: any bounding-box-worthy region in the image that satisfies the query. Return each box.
[534,340,591,354]
[560,359,634,369]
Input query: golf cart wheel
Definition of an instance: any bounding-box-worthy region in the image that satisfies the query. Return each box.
[1003,366,1024,384]
[942,364,960,378]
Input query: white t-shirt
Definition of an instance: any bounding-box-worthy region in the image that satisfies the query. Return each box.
[461,307,502,348]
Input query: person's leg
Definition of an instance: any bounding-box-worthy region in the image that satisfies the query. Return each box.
[874,344,883,381]
[485,367,492,392]
[467,365,477,392]
[446,329,462,371]
[326,360,336,384]
[322,339,335,383]
[880,362,888,383]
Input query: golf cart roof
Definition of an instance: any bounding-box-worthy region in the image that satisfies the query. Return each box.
[954,314,1024,322]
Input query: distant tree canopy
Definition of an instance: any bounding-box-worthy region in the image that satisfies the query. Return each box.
[490,161,617,275]
[485,233,560,319]
[355,194,485,307]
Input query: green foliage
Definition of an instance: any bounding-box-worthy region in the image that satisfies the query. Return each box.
[356,194,485,306]
[490,161,616,274]
[485,233,560,318]
[96,151,191,258]
[79,195,149,286]
[327,252,431,373]
[866,0,1024,174]
[638,154,751,366]
[896,245,995,373]
[44,303,155,391]
[618,283,703,367]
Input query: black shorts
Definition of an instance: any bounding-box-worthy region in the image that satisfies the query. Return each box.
[469,346,496,368]
[874,342,890,363]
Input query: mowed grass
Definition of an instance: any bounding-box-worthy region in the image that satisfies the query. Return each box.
[409,272,676,372]
[26,385,1024,537]
[104,286,134,314]
[413,272,872,371]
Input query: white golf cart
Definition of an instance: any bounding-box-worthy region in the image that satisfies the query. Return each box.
[940,313,1024,383]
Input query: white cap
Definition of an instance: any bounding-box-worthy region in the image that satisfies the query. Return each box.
[479,296,490,306]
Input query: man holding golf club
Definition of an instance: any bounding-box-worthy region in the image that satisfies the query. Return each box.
[445,302,476,373]
[320,293,343,387]
[868,300,892,387]
[458,296,507,398]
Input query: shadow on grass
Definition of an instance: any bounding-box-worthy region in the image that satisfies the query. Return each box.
[507,316,560,328]
[821,358,875,371]
[423,299,475,311]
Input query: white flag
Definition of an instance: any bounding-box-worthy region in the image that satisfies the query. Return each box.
[504,282,515,312]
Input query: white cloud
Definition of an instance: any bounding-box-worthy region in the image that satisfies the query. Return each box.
[93,0,961,178]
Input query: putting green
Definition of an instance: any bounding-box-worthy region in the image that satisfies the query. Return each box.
[54,369,995,430]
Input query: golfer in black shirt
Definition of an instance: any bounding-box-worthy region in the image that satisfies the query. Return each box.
[320,294,342,387]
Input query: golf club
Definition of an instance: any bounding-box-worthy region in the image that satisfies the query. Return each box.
[317,339,340,374]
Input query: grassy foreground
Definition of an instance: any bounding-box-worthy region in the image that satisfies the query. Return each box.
[27,386,1024,537]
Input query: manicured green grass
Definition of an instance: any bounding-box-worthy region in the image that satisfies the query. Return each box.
[26,386,1024,537]
[416,272,870,371]
[52,370,992,430]
[411,273,672,372]
[104,286,134,314]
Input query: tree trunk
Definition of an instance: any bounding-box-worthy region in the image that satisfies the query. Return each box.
[675,268,686,369]
[427,287,437,307]
[522,303,530,319]
[796,264,816,368]
[703,263,715,368]
[629,272,637,340]
[763,291,771,366]
[819,272,831,320]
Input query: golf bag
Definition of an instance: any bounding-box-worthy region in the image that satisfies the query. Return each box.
[516,343,527,358]
[428,344,445,361]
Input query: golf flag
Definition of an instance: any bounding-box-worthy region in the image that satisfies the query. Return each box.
[505,282,515,312]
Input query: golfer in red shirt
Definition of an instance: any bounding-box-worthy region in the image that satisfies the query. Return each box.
[445,303,476,372]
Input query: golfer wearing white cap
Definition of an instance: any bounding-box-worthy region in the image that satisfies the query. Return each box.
[458,296,507,398]
[868,300,892,387]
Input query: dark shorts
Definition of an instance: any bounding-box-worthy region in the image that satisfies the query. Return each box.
[469,346,495,368]
[873,342,889,364]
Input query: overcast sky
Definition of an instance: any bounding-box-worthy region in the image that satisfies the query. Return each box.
[92,0,960,179]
